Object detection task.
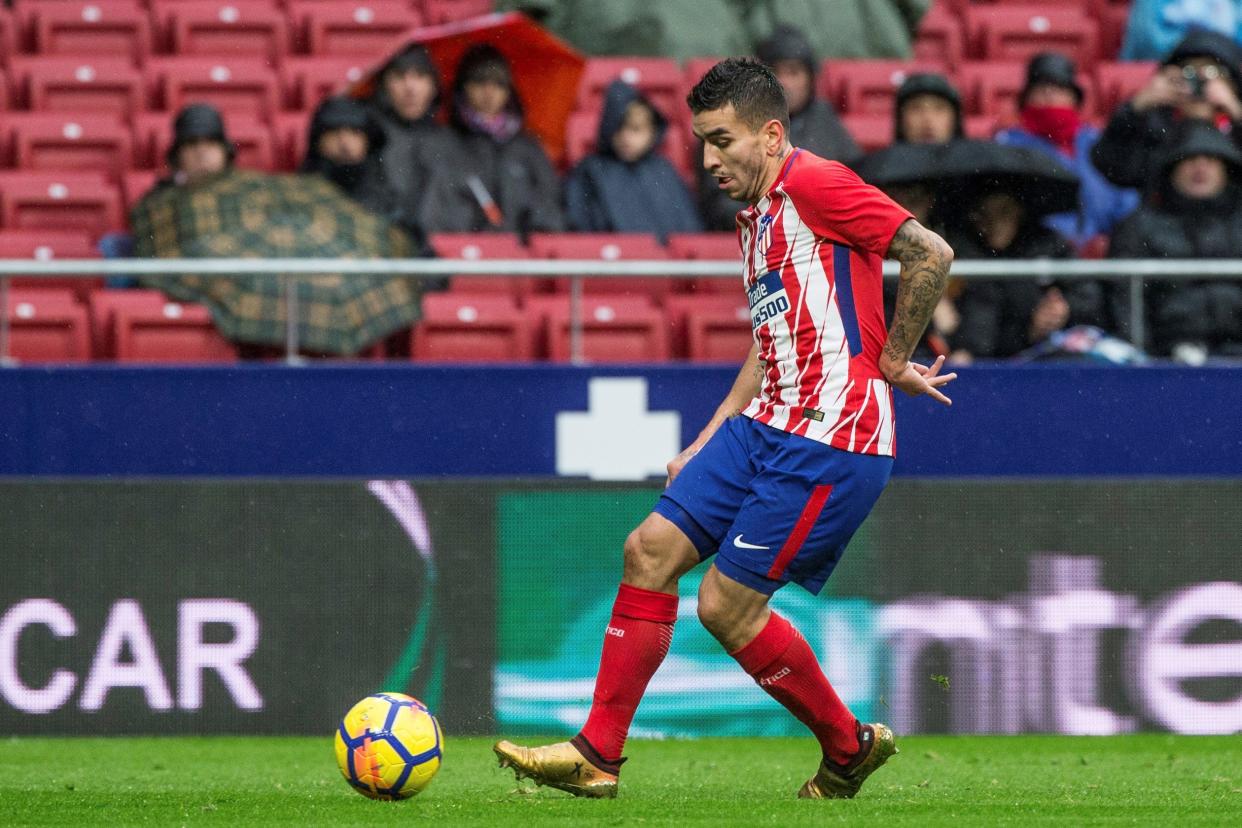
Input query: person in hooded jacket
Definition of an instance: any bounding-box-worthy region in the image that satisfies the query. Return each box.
[996,52,1140,252]
[365,45,459,232]
[437,45,565,234]
[1092,28,1242,193]
[944,183,1111,360]
[699,25,859,230]
[893,72,964,145]
[566,80,702,240]
[1109,121,1242,362]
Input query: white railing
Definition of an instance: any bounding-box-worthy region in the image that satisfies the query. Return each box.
[2,258,1239,364]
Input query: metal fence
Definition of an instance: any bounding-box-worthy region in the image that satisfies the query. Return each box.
[2,258,1240,364]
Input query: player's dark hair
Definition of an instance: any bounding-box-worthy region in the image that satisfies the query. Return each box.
[687,58,790,132]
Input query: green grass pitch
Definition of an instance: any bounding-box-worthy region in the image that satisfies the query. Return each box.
[2,735,1238,826]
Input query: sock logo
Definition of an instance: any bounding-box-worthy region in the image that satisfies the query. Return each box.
[605,626,625,638]
[759,667,791,686]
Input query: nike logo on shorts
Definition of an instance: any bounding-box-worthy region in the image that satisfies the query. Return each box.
[732,535,770,550]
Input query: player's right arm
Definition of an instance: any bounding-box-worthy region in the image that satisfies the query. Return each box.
[666,342,762,485]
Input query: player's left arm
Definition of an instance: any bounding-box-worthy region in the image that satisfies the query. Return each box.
[881,218,958,406]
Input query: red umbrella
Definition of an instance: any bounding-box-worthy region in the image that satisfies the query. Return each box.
[351,12,585,164]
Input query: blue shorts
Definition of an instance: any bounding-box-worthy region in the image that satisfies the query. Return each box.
[653,415,893,596]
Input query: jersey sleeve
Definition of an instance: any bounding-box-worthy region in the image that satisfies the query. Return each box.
[785,157,913,256]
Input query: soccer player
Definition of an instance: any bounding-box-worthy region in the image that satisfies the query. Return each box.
[495,58,956,800]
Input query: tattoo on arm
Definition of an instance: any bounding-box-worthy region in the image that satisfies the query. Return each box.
[883,219,953,364]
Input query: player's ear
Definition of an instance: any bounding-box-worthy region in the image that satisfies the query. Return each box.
[763,118,786,155]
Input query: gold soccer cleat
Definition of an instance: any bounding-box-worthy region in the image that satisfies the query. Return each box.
[797,723,899,800]
[494,738,619,799]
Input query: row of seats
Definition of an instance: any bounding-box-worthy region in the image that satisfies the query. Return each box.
[4,287,753,363]
[0,0,490,64]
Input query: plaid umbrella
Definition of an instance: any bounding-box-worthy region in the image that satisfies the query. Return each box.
[131,170,419,356]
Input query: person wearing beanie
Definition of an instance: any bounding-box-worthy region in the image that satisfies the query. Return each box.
[1108,120,1242,362]
[1092,28,1242,192]
[366,44,460,231]
[166,103,235,187]
[699,25,860,230]
[566,80,702,240]
[893,72,963,145]
[438,44,564,234]
[996,52,1140,252]
[301,95,427,245]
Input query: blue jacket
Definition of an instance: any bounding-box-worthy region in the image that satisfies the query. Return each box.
[995,125,1140,250]
[565,81,703,241]
[1120,0,1241,61]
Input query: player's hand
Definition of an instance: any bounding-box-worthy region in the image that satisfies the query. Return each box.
[880,354,957,407]
[665,445,700,487]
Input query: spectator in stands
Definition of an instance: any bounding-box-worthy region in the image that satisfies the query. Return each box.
[366,45,458,230]
[565,80,702,240]
[161,104,234,191]
[893,73,963,145]
[438,45,564,234]
[945,185,1108,361]
[1092,28,1242,192]
[700,25,860,229]
[996,52,1140,253]
[1109,121,1242,362]
[301,97,429,253]
[1121,1,1240,62]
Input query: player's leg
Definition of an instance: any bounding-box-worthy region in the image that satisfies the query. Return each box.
[496,417,756,797]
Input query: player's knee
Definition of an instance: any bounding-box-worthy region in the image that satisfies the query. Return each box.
[696,586,731,637]
[622,521,677,583]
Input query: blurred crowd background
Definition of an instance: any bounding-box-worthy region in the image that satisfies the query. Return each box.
[5,0,1242,364]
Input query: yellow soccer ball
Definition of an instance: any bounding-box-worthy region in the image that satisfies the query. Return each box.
[334,693,443,800]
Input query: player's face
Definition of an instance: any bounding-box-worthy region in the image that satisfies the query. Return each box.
[693,104,783,203]
[1171,154,1228,200]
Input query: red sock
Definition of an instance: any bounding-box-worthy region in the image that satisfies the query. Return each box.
[730,612,859,765]
[575,584,678,769]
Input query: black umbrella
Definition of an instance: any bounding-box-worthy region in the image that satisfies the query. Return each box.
[851,142,954,189]
[938,139,1080,218]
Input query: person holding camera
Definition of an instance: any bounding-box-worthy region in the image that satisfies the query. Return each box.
[1092,28,1242,194]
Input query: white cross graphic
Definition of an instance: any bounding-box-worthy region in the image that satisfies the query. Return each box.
[556,378,681,481]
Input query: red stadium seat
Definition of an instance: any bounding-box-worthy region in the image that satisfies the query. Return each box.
[528,232,679,298]
[1095,61,1156,118]
[411,292,534,362]
[823,60,946,115]
[121,170,159,209]
[841,114,892,153]
[27,1,153,64]
[914,4,965,70]
[538,295,670,363]
[666,232,736,260]
[87,288,163,357]
[279,56,367,110]
[428,232,536,297]
[4,289,91,363]
[15,56,143,116]
[964,114,999,139]
[578,57,684,119]
[294,2,419,56]
[0,172,123,239]
[7,113,135,180]
[272,110,313,171]
[965,6,1100,65]
[0,229,100,303]
[140,112,276,171]
[420,0,492,25]
[662,293,748,360]
[113,300,237,362]
[162,2,290,64]
[959,60,1097,119]
[150,57,280,120]
[1097,3,1130,64]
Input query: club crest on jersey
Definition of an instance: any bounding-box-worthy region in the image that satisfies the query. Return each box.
[748,270,789,330]
[755,214,775,257]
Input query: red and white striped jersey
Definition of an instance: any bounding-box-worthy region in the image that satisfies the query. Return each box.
[736,149,912,457]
